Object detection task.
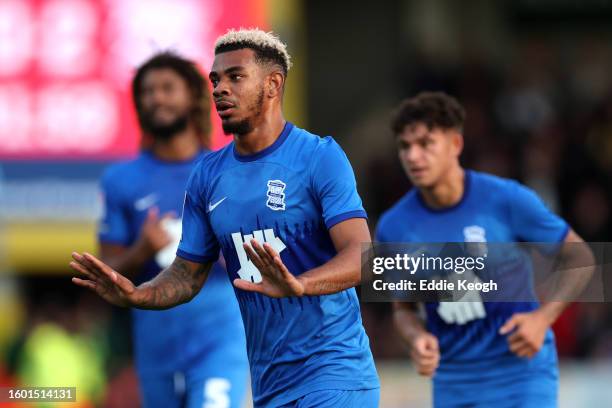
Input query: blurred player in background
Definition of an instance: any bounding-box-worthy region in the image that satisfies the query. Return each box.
[71,29,380,407]
[376,92,592,407]
[97,52,248,408]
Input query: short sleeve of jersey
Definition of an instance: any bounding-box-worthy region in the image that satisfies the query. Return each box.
[310,137,367,229]
[98,170,130,245]
[176,162,220,263]
[375,213,393,243]
[508,181,569,243]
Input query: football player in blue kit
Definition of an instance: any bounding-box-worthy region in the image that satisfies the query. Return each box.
[376,92,591,407]
[97,52,248,408]
[72,30,380,407]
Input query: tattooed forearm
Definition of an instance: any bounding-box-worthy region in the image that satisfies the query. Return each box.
[135,258,212,310]
[311,280,356,294]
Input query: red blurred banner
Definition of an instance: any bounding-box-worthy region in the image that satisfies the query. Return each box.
[0,0,267,160]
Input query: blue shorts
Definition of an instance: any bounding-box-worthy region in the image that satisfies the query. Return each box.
[277,388,380,408]
[139,364,248,408]
[433,368,558,408]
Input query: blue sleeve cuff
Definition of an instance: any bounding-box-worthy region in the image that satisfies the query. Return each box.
[325,210,368,229]
[556,223,570,243]
[176,249,218,263]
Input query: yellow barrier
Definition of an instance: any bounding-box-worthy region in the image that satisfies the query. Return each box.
[2,222,98,273]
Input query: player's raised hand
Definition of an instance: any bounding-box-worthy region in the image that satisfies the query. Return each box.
[409,332,440,377]
[138,207,175,255]
[499,311,549,358]
[70,252,145,307]
[233,239,305,298]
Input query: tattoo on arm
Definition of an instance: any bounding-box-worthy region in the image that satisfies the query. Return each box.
[310,280,349,295]
[138,258,212,310]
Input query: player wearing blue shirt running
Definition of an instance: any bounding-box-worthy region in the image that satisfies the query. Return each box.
[97,52,248,408]
[71,30,380,407]
[376,92,591,408]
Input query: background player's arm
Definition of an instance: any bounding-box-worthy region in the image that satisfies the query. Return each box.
[100,208,174,277]
[71,253,212,310]
[536,228,595,323]
[100,242,149,276]
[500,228,595,357]
[393,302,440,377]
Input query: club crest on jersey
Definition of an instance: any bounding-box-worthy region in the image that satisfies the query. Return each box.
[266,179,286,211]
[463,225,486,242]
[463,225,487,257]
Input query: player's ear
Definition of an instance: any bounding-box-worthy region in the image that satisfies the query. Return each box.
[266,71,284,98]
[451,131,464,157]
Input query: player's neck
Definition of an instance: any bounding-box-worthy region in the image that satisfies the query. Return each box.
[150,125,201,162]
[233,110,286,156]
[419,167,465,209]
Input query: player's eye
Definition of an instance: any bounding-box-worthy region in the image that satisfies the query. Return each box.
[397,141,407,150]
[231,74,243,81]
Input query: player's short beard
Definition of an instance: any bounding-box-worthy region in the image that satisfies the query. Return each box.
[141,111,190,141]
[222,88,264,136]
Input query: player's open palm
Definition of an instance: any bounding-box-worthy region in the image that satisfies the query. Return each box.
[234,239,305,298]
[410,332,440,377]
[70,252,144,307]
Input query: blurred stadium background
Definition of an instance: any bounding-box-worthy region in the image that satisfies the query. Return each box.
[1,0,611,406]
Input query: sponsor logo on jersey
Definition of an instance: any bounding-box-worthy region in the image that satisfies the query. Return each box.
[232,229,286,283]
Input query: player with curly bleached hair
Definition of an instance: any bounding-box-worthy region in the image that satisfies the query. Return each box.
[72,28,380,408]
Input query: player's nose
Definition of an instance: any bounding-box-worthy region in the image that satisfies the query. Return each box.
[147,89,171,108]
[212,80,230,98]
[406,145,424,163]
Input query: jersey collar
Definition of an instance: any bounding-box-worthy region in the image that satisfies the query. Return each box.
[416,170,472,213]
[233,122,294,162]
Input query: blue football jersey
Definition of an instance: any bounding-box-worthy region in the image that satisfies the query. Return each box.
[376,170,568,383]
[98,150,247,376]
[177,123,380,407]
